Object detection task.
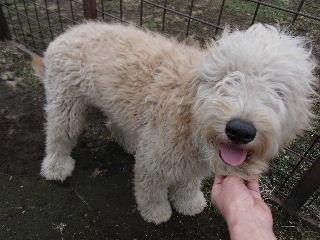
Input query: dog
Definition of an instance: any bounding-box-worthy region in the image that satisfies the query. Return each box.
[33,22,317,224]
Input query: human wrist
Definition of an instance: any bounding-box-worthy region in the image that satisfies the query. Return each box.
[227,213,276,240]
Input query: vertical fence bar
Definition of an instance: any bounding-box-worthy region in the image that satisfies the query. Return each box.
[140,0,143,26]
[215,0,226,35]
[4,0,17,39]
[44,0,54,40]
[161,0,167,31]
[251,0,261,25]
[120,0,123,22]
[32,0,45,49]
[0,2,11,41]
[22,0,35,46]
[100,0,104,19]
[83,0,97,19]
[13,0,27,43]
[283,158,320,214]
[69,0,75,23]
[291,0,305,25]
[56,0,64,32]
[186,0,195,37]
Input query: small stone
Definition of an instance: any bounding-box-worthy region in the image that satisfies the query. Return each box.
[5,113,24,120]
[1,71,14,81]
[92,168,106,177]
[8,128,14,135]
[5,80,17,89]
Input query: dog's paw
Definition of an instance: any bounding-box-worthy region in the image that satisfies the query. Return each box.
[172,191,207,216]
[139,202,172,224]
[40,155,75,181]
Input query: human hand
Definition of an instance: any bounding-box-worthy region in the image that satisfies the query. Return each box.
[211,175,276,240]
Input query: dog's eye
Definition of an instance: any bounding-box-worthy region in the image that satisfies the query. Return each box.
[224,77,241,86]
[275,88,284,99]
[233,77,241,83]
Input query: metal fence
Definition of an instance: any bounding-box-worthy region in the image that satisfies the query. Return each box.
[0,0,319,225]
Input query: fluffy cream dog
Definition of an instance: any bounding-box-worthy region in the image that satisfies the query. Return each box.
[34,22,316,224]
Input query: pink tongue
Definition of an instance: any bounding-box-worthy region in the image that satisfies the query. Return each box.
[219,144,247,166]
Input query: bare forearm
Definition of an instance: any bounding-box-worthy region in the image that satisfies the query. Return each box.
[228,217,276,240]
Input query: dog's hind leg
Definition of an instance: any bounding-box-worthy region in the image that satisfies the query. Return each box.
[41,95,87,181]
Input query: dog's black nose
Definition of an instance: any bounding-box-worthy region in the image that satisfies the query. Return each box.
[225,119,256,144]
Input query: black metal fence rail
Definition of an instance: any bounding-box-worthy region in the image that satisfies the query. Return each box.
[1,1,320,48]
[0,0,319,224]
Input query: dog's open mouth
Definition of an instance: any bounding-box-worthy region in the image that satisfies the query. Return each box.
[219,143,248,166]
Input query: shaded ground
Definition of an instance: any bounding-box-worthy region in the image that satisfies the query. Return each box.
[0,41,319,240]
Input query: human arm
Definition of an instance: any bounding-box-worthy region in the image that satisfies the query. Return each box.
[211,175,276,240]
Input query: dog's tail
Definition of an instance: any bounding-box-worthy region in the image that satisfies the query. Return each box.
[31,54,45,80]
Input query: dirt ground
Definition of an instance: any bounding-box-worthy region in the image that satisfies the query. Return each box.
[0,42,319,240]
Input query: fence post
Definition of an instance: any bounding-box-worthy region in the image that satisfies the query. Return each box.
[283,158,320,215]
[0,4,11,41]
[83,0,97,19]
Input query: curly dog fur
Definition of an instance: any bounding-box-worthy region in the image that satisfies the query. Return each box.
[34,22,317,224]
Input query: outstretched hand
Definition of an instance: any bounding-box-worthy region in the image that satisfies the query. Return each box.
[211,175,276,240]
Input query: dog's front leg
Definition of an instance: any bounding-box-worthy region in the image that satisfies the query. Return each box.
[133,157,172,224]
[170,178,207,216]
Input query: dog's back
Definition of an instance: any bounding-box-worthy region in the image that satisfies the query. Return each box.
[39,22,204,152]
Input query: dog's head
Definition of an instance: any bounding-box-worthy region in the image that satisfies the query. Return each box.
[193,24,317,178]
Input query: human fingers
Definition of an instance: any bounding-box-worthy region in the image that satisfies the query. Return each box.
[246,175,262,199]
[211,175,225,200]
[214,175,225,185]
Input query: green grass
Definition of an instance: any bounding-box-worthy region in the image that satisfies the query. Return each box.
[3,0,320,49]
[224,0,320,37]
[0,42,41,89]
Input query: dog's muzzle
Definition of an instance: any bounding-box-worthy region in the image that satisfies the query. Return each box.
[218,119,256,167]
